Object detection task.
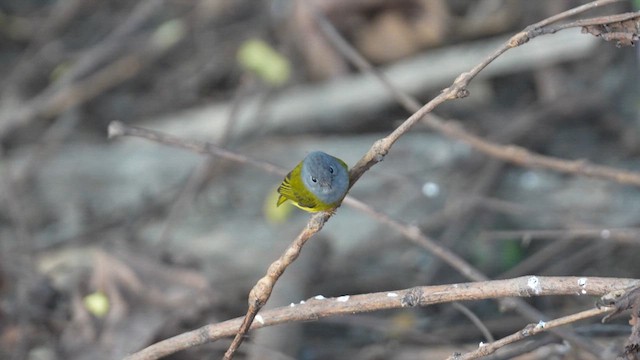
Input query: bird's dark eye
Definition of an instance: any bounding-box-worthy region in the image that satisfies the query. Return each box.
[329,166,334,174]
[311,176,317,183]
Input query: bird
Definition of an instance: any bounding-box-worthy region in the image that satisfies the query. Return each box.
[276,151,350,212]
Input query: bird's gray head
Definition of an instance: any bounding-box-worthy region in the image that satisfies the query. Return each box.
[301,151,349,204]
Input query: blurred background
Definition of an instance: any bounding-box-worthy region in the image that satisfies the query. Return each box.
[1,0,639,359]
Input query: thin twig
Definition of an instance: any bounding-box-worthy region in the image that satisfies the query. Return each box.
[421,117,640,187]
[222,211,331,359]
[452,302,495,343]
[532,10,640,36]
[449,306,614,360]
[108,121,284,176]
[524,0,625,29]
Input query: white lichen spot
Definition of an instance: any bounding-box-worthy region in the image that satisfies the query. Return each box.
[578,277,587,287]
[299,300,305,305]
[336,295,350,302]
[578,278,588,295]
[536,320,546,329]
[527,276,541,295]
[314,295,326,300]
[600,229,611,239]
[387,292,399,298]
[479,342,485,348]
[289,303,295,307]
[255,314,265,325]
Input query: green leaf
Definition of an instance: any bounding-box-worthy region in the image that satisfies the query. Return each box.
[237,39,291,86]
[501,240,524,269]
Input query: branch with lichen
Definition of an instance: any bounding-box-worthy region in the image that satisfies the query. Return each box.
[121,276,637,360]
